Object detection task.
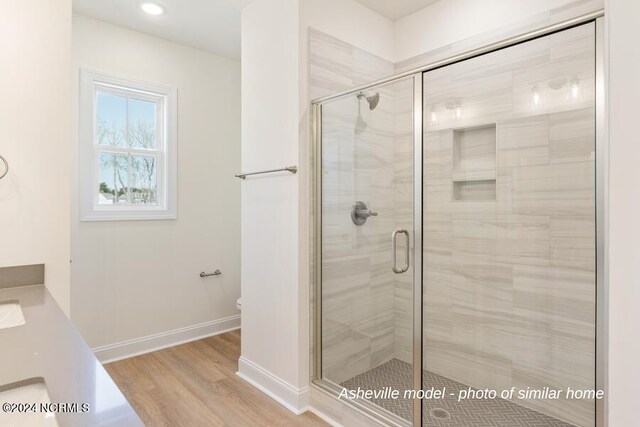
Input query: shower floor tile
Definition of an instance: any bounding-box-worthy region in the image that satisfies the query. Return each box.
[340,359,575,426]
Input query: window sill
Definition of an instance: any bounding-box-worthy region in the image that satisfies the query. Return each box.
[80,210,177,222]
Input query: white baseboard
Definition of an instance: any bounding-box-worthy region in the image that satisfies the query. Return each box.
[237,356,310,415]
[93,315,241,363]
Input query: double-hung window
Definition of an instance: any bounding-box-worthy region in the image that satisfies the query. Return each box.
[79,69,177,221]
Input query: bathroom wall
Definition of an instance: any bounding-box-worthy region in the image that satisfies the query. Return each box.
[607,0,640,425]
[71,14,241,356]
[240,0,306,401]
[421,23,596,426]
[0,0,72,314]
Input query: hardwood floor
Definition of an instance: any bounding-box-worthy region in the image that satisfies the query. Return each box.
[105,330,327,427]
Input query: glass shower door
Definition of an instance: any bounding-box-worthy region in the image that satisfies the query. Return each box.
[319,76,417,424]
[421,22,596,426]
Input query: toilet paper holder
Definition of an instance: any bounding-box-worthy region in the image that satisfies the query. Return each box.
[200,269,222,278]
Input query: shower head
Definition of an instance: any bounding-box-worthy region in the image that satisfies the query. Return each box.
[357,91,380,110]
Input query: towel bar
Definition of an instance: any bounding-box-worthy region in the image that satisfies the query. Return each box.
[235,166,297,179]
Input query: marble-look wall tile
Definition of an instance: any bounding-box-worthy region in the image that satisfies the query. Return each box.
[550,215,596,271]
[512,161,595,216]
[549,108,595,164]
[309,31,353,100]
[310,29,394,101]
[498,115,550,167]
[422,23,596,427]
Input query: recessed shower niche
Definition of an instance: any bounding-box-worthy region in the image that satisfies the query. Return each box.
[452,124,497,201]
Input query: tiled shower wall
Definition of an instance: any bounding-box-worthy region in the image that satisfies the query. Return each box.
[311,29,400,384]
[421,23,595,426]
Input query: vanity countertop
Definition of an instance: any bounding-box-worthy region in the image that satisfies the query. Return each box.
[0,284,143,426]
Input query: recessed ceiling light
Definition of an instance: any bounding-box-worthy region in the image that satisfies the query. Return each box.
[140,2,165,16]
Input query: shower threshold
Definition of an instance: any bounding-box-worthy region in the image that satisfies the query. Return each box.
[340,359,576,426]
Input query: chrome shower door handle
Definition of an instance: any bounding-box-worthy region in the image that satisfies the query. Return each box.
[391,228,410,274]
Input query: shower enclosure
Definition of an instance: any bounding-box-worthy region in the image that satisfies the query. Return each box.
[312,13,605,427]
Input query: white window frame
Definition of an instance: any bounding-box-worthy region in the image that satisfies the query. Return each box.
[79,69,177,221]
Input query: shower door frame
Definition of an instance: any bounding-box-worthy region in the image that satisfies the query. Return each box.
[311,10,606,427]
[311,73,421,427]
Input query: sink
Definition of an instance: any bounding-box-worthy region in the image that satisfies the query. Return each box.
[0,379,59,426]
[0,300,25,330]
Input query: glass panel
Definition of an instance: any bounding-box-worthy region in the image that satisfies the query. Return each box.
[98,152,128,205]
[128,98,157,149]
[96,92,126,147]
[130,154,158,205]
[320,77,415,423]
[422,23,596,426]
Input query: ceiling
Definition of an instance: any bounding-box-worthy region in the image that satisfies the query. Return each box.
[353,0,441,21]
[73,0,441,60]
[72,0,253,60]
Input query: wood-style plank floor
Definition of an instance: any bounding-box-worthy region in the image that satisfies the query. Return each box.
[105,330,327,427]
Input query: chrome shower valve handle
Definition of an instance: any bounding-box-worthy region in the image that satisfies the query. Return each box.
[351,201,378,225]
[355,208,377,218]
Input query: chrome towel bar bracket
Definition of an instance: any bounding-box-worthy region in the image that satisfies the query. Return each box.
[0,155,8,180]
[200,270,222,278]
[235,166,297,179]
